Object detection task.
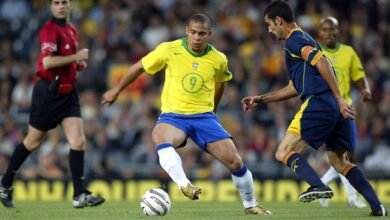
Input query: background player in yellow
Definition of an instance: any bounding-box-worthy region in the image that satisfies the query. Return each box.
[102,13,271,216]
[318,16,372,208]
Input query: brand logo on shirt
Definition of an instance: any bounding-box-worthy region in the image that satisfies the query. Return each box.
[192,62,199,69]
[41,42,57,52]
[64,44,70,50]
[174,52,181,55]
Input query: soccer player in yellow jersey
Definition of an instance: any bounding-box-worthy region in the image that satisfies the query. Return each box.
[318,16,372,208]
[102,13,271,216]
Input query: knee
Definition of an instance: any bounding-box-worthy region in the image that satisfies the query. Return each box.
[330,161,350,174]
[151,127,174,147]
[23,137,43,151]
[69,137,86,150]
[328,152,351,173]
[230,162,243,172]
[227,156,244,172]
[275,149,287,162]
[152,127,170,147]
[275,142,300,163]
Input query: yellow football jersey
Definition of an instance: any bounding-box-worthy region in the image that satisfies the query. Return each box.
[321,43,366,104]
[141,38,232,114]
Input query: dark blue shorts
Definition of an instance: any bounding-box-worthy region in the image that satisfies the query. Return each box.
[156,112,231,151]
[287,93,356,151]
[29,79,81,131]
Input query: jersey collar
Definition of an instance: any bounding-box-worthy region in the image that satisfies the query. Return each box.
[181,38,211,57]
[286,27,301,40]
[319,42,341,53]
[51,16,67,27]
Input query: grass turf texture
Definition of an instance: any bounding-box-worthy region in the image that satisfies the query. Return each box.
[1,201,388,220]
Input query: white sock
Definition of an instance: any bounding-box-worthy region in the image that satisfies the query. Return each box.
[339,173,358,200]
[157,146,190,188]
[321,166,339,185]
[231,168,258,208]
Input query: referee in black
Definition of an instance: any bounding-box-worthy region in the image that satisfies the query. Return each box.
[0,0,105,208]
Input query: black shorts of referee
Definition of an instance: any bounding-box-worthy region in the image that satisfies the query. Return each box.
[29,79,81,131]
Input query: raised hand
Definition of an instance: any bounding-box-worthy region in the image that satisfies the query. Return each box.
[101,87,120,106]
[241,95,262,112]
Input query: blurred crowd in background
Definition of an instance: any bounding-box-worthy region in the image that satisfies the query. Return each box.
[0,0,389,184]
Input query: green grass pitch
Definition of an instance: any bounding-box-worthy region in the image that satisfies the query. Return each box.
[1,201,388,220]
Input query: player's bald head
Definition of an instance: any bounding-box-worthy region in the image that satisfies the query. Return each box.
[320,16,339,28]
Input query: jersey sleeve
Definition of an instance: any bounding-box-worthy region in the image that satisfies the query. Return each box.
[39,27,57,57]
[141,43,168,75]
[350,48,366,82]
[215,53,233,82]
[286,32,324,66]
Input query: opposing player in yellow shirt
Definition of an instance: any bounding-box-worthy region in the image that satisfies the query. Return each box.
[102,13,271,216]
[318,16,372,208]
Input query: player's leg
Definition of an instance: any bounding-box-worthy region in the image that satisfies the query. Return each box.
[275,132,333,202]
[327,117,386,215]
[206,138,271,215]
[62,117,105,208]
[0,125,46,208]
[1,79,53,208]
[321,166,339,186]
[340,142,366,208]
[152,122,199,199]
[327,150,386,216]
[280,96,336,202]
[319,166,339,207]
[339,173,366,208]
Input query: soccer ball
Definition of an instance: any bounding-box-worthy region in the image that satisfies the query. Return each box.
[140,188,171,216]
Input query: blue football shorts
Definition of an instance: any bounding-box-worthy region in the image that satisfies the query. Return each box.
[287,93,356,152]
[156,112,231,151]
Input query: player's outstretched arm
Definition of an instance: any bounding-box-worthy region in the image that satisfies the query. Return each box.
[101,60,145,106]
[241,81,298,111]
[315,56,355,119]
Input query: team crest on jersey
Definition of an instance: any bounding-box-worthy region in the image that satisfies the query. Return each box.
[65,44,70,50]
[192,62,199,69]
[331,56,337,63]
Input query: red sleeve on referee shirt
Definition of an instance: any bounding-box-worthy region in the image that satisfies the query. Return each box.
[39,27,57,57]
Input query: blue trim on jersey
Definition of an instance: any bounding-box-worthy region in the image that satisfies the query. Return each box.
[231,165,248,177]
[156,143,172,151]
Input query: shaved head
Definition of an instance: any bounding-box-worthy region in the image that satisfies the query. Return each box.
[320,16,339,28]
[319,16,339,49]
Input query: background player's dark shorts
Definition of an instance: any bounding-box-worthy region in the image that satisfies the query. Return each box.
[288,93,356,151]
[29,79,81,131]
